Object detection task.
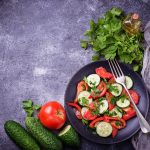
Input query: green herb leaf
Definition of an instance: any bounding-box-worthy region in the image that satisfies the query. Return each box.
[33,105,41,110]
[92,54,100,61]
[80,40,88,50]
[115,121,121,126]
[82,119,88,125]
[22,99,41,117]
[22,99,33,108]
[83,76,88,84]
[80,7,144,72]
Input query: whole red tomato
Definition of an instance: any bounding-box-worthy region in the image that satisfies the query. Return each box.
[38,101,66,129]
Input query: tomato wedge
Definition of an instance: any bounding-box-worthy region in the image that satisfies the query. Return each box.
[90,81,107,99]
[89,117,104,128]
[88,102,96,111]
[96,67,113,79]
[67,102,81,111]
[122,107,136,121]
[112,127,118,138]
[77,80,88,95]
[106,92,115,111]
[73,108,82,120]
[104,116,126,128]
[83,109,97,121]
[111,121,124,129]
[108,77,115,84]
[122,89,140,105]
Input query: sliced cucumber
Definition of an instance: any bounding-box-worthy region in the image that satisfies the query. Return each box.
[96,122,112,137]
[99,100,108,114]
[78,91,92,106]
[116,98,130,108]
[58,125,80,147]
[81,107,88,120]
[125,76,133,89]
[87,74,100,87]
[109,107,123,118]
[110,83,122,97]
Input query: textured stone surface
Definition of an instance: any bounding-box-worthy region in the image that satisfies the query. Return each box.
[0,0,150,150]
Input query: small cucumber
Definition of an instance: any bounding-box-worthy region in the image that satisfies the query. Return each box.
[116,98,130,108]
[99,100,108,114]
[4,120,40,150]
[25,117,63,150]
[125,76,133,89]
[110,83,122,97]
[87,74,100,87]
[109,107,123,118]
[96,122,112,137]
[78,91,92,106]
[58,125,80,147]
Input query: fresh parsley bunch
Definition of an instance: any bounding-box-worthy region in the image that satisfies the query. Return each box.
[80,7,144,71]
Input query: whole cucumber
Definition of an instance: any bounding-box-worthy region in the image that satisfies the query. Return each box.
[25,117,63,150]
[4,120,40,150]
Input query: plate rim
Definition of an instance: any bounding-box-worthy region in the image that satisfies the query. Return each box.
[64,60,149,144]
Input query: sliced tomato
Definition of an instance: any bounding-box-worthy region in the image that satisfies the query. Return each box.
[106,92,115,111]
[67,102,81,111]
[96,67,113,79]
[111,121,124,129]
[112,127,118,138]
[74,98,78,103]
[104,116,126,128]
[122,89,140,105]
[108,77,115,84]
[90,81,107,99]
[83,109,97,121]
[74,108,82,120]
[77,80,88,95]
[88,102,96,111]
[122,106,136,121]
[89,117,104,128]
[74,80,88,103]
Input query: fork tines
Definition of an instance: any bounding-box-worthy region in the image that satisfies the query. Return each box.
[108,59,124,78]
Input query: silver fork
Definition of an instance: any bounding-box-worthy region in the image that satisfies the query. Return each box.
[108,59,150,133]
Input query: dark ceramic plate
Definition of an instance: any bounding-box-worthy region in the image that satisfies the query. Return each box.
[65,61,149,144]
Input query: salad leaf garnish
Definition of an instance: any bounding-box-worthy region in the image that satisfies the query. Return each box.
[80,7,144,71]
[22,99,41,117]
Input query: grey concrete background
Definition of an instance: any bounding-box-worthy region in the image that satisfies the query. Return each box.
[0,0,150,149]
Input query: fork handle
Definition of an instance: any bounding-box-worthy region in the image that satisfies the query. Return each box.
[123,84,150,133]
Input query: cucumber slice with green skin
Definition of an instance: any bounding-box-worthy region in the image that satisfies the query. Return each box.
[58,125,80,147]
[116,98,130,108]
[96,122,112,137]
[110,83,122,97]
[99,100,108,114]
[78,91,92,106]
[125,76,133,89]
[109,107,123,118]
[81,107,89,120]
[87,74,100,87]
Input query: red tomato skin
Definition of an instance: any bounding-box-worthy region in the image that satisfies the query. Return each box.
[74,108,82,120]
[108,77,115,84]
[112,127,118,138]
[83,110,97,121]
[122,89,140,105]
[96,67,113,79]
[106,92,115,111]
[122,107,136,121]
[90,81,107,99]
[38,101,66,129]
